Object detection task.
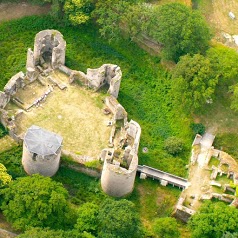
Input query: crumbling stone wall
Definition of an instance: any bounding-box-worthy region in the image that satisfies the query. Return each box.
[26,30,66,81]
[66,64,122,98]
[105,96,127,123]
[86,64,122,98]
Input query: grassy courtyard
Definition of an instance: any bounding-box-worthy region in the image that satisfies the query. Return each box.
[7,70,111,158]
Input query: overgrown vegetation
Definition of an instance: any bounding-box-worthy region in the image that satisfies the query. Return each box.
[0,124,8,139]
[188,201,238,238]
[0,15,192,176]
[0,146,25,178]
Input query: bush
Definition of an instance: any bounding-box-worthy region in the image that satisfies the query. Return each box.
[164,137,184,155]
[190,123,205,135]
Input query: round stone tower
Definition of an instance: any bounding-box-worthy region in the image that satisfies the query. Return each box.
[101,120,141,197]
[22,125,63,177]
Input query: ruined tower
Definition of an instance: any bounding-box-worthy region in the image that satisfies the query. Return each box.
[100,120,141,197]
[22,125,63,177]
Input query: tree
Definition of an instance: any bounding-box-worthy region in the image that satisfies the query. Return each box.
[63,0,95,26]
[172,54,218,111]
[164,137,184,156]
[98,199,142,238]
[74,202,99,235]
[153,217,180,238]
[207,45,238,86]
[0,174,73,230]
[151,3,211,62]
[188,201,238,238]
[42,0,94,26]
[93,0,131,40]
[0,163,11,188]
[18,227,95,238]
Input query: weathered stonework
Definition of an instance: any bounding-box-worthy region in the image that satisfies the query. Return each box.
[22,125,63,177]
[100,120,141,197]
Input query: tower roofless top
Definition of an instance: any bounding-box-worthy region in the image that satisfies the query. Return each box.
[24,125,63,156]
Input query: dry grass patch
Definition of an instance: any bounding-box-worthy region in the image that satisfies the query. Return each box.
[196,0,238,46]
[0,136,17,153]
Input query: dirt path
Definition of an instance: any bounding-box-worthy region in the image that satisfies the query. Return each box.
[0,2,50,23]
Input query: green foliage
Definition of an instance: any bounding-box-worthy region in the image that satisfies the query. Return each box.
[0,123,8,138]
[190,123,205,135]
[54,166,107,205]
[98,199,142,238]
[152,217,180,238]
[172,54,218,111]
[229,84,238,111]
[18,227,95,238]
[0,146,25,178]
[213,133,238,158]
[151,3,211,61]
[164,136,184,156]
[93,0,130,40]
[188,201,238,238]
[1,174,73,231]
[0,163,12,188]
[222,232,238,238]
[64,0,94,26]
[207,45,238,86]
[74,202,99,235]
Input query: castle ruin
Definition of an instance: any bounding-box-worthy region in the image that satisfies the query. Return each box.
[0,30,141,197]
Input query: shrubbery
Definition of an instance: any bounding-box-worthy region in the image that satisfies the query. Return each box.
[164,136,184,156]
[190,123,206,136]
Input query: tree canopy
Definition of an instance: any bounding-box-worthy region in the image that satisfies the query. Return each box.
[63,0,94,26]
[18,227,95,238]
[152,3,211,61]
[0,174,73,230]
[152,217,180,238]
[0,163,11,188]
[43,0,94,25]
[188,201,238,238]
[207,45,238,86]
[74,202,99,236]
[172,54,218,111]
[98,199,142,238]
